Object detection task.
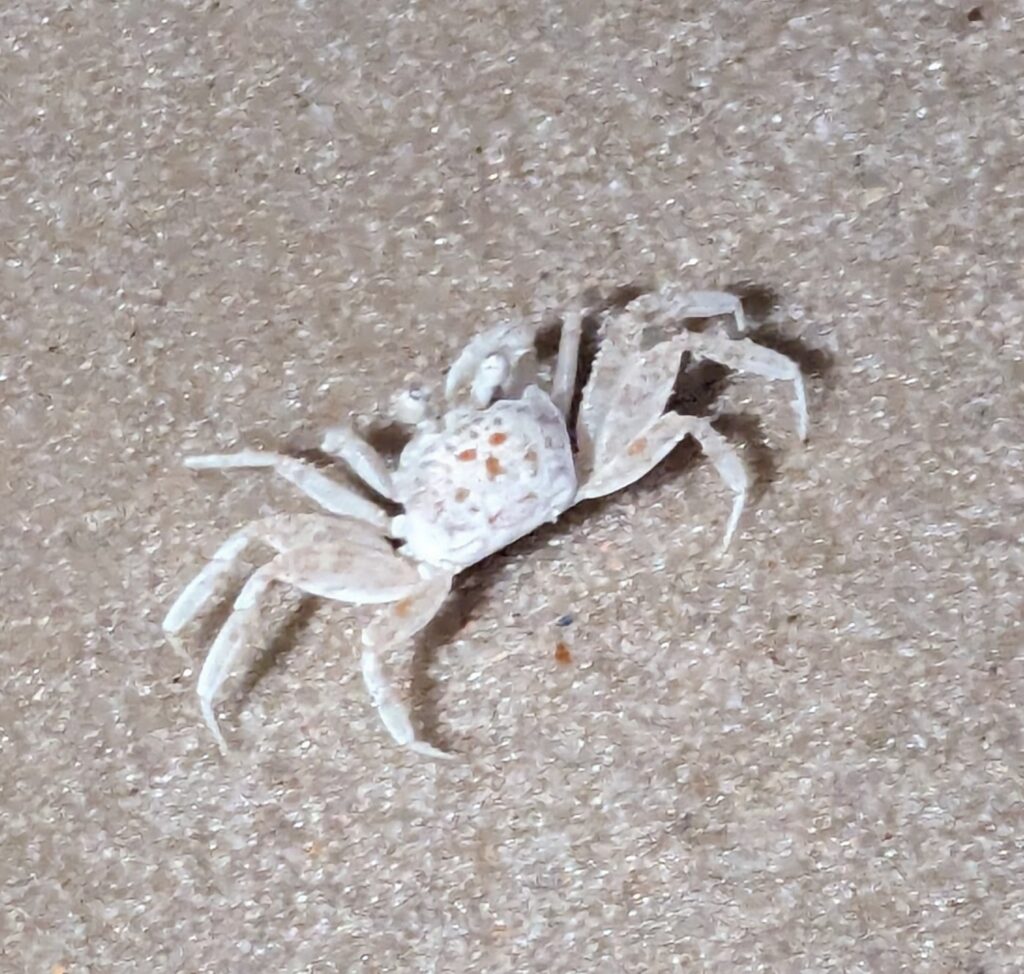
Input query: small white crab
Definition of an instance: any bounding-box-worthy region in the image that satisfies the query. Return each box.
[163,287,808,758]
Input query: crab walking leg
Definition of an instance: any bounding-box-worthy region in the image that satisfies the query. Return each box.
[195,563,278,751]
[163,514,396,644]
[691,420,749,550]
[185,451,390,528]
[551,309,584,417]
[631,289,752,334]
[360,573,454,758]
[163,513,297,643]
[576,413,748,548]
[668,330,808,440]
[162,529,255,656]
[195,543,425,752]
[320,426,398,501]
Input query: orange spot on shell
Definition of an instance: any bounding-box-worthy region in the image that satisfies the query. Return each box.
[395,598,413,618]
[485,456,503,479]
[456,448,477,461]
[554,642,572,665]
[627,437,648,456]
[454,487,470,502]
[489,432,508,445]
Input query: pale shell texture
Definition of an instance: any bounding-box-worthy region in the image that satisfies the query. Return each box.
[395,390,578,568]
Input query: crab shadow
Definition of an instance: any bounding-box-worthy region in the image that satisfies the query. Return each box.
[236,595,321,702]
[227,281,832,751]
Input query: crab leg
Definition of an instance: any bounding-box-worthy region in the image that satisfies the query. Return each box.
[360,572,454,759]
[320,426,398,501]
[551,309,584,417]
[163,513,316,646]
[185,450,390,528]
[664,330,808,440]
[611,289,806,437]
[162,514,395,645]
[163,529,256,652]
[193,536,426,753]
[195,562,277,751]
[577,413,748,549]
[628,288,752,334]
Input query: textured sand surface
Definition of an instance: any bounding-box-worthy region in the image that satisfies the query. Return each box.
[3,1,1023,971]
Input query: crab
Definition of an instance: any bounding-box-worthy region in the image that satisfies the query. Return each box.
[163,287,808,758]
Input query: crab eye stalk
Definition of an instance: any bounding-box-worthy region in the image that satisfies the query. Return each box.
[392,386,434,425]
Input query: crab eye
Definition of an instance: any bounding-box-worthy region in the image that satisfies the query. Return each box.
[392,387,433,424]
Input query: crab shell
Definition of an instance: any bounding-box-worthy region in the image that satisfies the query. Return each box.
[392,386,577,572]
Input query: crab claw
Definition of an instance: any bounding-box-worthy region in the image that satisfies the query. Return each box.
[444,319,538,405]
